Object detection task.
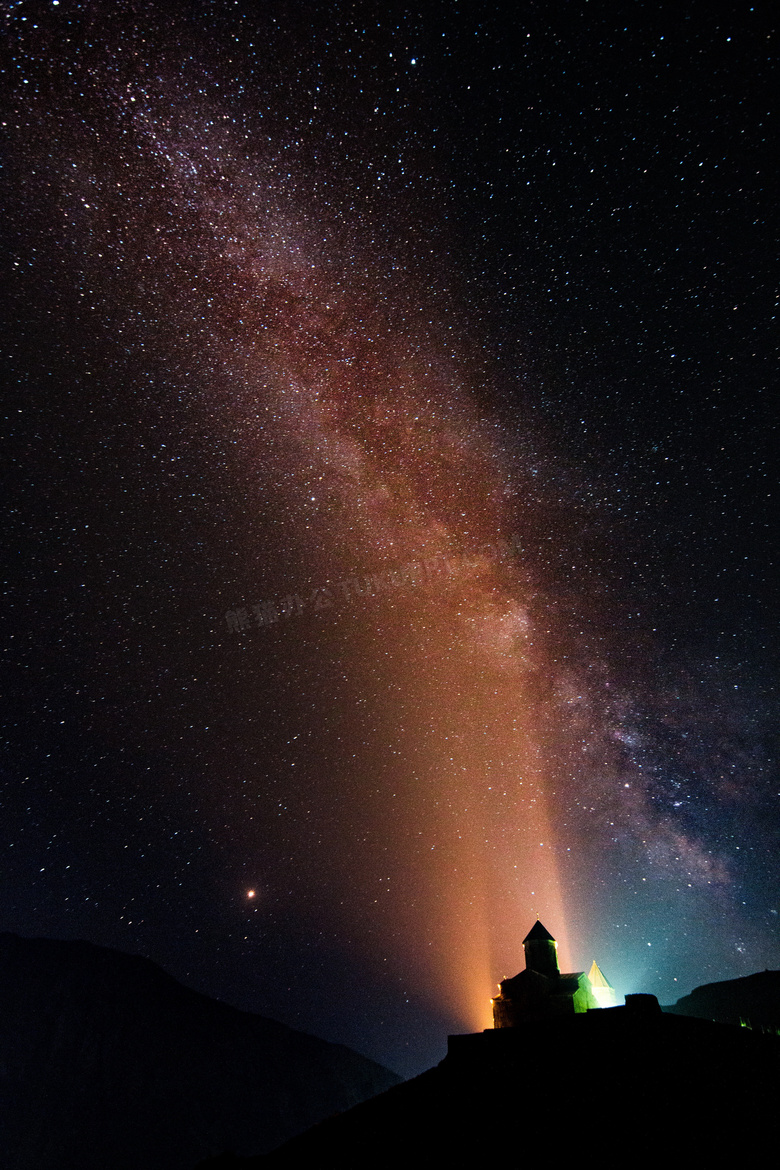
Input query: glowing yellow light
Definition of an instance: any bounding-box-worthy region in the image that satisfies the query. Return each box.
[247,889,256,899]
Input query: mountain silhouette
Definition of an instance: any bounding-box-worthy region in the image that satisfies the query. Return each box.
[664,969,780,1032]
[198,990,780,1167]
[0,933,399,1170]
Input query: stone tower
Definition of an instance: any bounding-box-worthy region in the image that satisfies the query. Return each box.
[523,920,560,978]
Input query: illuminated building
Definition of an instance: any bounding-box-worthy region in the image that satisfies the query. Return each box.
[492,921,614,1025]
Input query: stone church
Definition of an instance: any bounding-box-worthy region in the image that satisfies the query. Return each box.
[492,920,616,1026]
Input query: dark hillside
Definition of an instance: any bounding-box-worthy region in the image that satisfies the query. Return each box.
[663,969,780,1032]
[200,998,780,1167]
[0,934,399,1170]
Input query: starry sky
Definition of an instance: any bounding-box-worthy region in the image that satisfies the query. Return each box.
[2,0,777,1077]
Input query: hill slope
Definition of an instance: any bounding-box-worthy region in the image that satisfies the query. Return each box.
[199,996,780,1167]
[663,969,780,1031]
[0,933,400,1170]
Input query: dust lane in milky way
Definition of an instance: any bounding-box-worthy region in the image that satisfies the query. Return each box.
[108,88,576,1026]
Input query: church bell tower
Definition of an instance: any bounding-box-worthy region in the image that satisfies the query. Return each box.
[522,919,560,978]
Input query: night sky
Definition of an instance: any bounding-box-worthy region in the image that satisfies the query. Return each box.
[2,0,777,1078]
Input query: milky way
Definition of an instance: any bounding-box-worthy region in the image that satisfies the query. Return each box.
[3,2,777,1075]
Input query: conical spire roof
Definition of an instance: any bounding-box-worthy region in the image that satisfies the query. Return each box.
[523,920,555,944]
[587,960,614,990]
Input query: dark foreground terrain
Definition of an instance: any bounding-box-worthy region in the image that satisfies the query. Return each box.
[0,933,399,1170]
[201,994,780,1167]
